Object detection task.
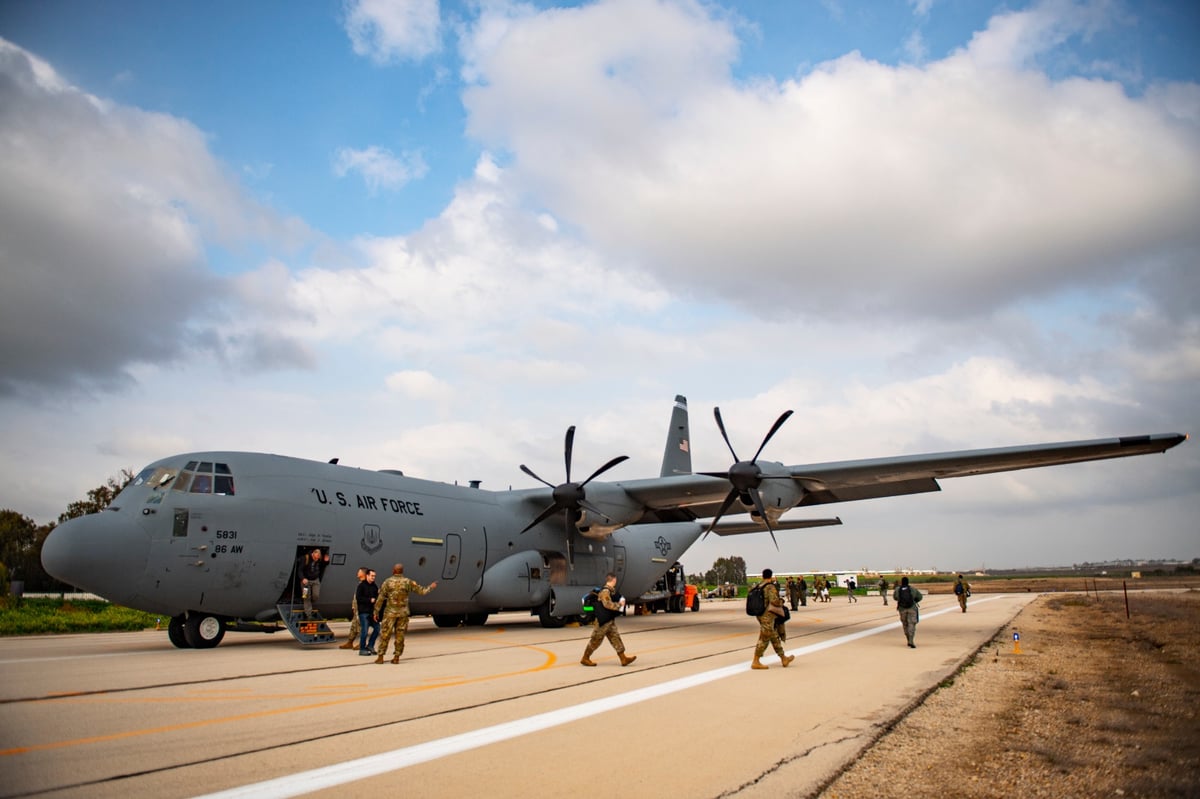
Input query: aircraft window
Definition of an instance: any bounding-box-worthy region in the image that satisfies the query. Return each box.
[184,461,199,471]
[214,475,235,495]
[198,461,213,473]
[132,466,157,486]
[173,472,194,492]
[215,462,232,475]
[190,474,212,493]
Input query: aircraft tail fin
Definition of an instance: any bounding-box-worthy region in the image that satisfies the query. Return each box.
[660,395,693,476]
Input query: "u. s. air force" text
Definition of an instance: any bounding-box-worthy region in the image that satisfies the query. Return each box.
[310,487,423,516]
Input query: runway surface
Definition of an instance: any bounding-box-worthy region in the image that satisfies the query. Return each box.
[0,593,1036,798]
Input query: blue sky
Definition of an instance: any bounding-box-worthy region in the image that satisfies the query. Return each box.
[0,0,1196,573]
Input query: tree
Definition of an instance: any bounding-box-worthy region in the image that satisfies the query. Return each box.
[708,556,747,586]
[58,470,134,523]
[0,510,50,590]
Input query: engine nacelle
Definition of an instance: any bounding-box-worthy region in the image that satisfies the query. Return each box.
[574,482,646,540]
[743,461,804,526]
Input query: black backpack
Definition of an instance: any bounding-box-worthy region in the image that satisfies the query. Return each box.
[593,589,622,624]
[581,589,600,624]
[897,585,914,609]
[746,583,766,616]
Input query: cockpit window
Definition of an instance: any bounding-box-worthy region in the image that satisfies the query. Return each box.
[132,466,179,490]
[171,461,235,495]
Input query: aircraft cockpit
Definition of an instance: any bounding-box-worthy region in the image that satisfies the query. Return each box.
[130,460,236,495]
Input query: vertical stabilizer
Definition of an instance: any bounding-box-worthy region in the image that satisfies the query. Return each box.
[660,395,693,476]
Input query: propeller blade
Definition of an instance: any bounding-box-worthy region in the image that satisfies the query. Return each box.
[581,455,629,486]
[752,410,794,462]
[520,501,565,535]
[701,490,740,540]
[520,464,555,489]
[563,425,575,483]
[748,489,780,550]
[713,407,739,462]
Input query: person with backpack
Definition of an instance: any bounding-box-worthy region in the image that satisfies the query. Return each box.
[750,569,795,670]
[954,574,971,613]
[893,576,923,648]
[580,573,637,667]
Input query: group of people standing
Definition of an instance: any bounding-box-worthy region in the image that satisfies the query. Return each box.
[337,563,437,664]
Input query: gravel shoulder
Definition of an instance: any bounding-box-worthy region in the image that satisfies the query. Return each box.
[815,589,1200,798]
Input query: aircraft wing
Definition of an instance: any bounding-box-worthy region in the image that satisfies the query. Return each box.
[621,433,1187,515]
[708,516,843,536]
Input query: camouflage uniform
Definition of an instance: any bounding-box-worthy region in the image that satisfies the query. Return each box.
[581,587,634,666]
[339,594,360,649]
[373,575,434,663]
[954,576,970,612]
[878,577,888,605]
[753,579,792,667]
[893,581,923,647]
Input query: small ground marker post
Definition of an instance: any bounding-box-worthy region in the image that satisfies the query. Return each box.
[1012,630,1021,654]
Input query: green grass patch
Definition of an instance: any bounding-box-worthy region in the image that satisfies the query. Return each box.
[0,597,160,635]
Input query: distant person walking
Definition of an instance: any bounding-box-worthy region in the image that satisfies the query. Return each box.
[798,576,808,607]
[878,576,888,605]
[893,576,923,648]
[847,576,858,603]
[581,573,637,667]
[954,574,971,613]
[787,577,799,611]
[751,569,794,670]
[373,563,436,664]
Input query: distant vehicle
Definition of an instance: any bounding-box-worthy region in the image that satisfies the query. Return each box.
[40,395,1185,649]
[631,561,699,613]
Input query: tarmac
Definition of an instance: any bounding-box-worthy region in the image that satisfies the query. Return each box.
[0,591,1036,798]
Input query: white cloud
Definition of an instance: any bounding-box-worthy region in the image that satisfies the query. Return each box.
[345,0,442,64]
[333,145,428,193]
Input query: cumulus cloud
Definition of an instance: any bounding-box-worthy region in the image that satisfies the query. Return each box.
[345,0,442,64]
[0,39,315,396]
[459,0,1200,320]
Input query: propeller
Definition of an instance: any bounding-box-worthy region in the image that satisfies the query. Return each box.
[699,407,794,549]
[519,425,629,563]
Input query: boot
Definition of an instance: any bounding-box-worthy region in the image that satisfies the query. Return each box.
[339,639,356,649]
[374,654,385,664]
[751,657,768,670]
[391,655,400,664]
[580,657,597,667]
[781,654,795,667]
[618,652,637,667]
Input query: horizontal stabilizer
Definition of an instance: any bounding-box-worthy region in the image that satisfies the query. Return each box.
[708,516,843,536]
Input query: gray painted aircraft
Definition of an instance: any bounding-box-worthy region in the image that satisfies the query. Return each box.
[41,396,1185,649]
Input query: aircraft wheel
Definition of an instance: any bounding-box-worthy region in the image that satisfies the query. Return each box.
[537,599,566,628]
[432,614,464,628]
[463,612,489,626]
[167,615,192,648]
[183,613,226,648]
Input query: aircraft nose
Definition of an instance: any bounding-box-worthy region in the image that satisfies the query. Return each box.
[41,511,150,601]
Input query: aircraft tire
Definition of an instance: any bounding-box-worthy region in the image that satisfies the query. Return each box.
[167,615,192,648]
[463,612,490,626]
[432,614,465,628]
[183,613,226,649]
[536,599,566,628]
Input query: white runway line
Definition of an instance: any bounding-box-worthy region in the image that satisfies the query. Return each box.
[193,597,1003,799]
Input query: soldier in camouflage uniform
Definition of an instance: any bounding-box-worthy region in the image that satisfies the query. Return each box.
[752,569,794,670]
[373,563,437,664]
[339,567,367,649]
[581,573,637,667]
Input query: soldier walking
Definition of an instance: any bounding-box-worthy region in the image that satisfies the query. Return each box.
[751,569,794,670]
[373,563,437,664]
[581,573,637,667]
[893,576,923,648]
[878,576,888,605]
[954,574,971,612]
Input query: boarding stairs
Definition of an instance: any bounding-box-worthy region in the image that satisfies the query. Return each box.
[276,603,337,645]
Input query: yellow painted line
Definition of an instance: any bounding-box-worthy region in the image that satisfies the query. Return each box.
[0,645,558,757]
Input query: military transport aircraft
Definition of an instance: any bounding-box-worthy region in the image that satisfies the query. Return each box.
[41,395,1185,649]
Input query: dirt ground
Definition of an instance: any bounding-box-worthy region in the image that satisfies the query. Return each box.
[815,587,1200,798]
